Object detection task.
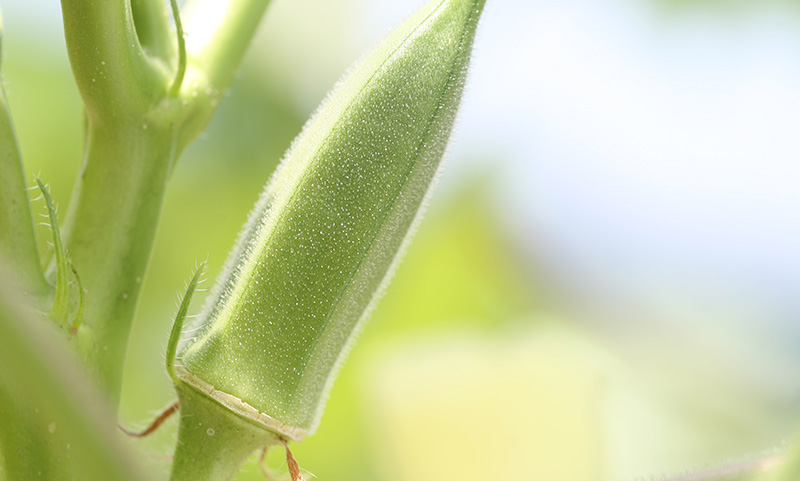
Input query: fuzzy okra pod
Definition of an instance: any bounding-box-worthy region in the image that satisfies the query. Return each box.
[168,0,486,477]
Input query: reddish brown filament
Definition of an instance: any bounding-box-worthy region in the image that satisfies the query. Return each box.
[283,440,305,481]
[119,401,179,438]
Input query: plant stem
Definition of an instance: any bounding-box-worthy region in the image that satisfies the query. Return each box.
[60,0,167,122]
[168,0,187,97]
[56,0,276,408]
[61,120,176,403]
[170,383,278,481]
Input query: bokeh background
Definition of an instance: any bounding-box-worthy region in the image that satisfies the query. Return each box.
[2,0,800,479]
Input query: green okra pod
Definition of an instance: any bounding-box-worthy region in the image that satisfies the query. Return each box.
[173,0,486,444]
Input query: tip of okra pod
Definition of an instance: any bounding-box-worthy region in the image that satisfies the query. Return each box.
[457,0,487,10]
[443,0,487,15]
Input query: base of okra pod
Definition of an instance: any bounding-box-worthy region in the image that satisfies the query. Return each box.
[170,381,282,481]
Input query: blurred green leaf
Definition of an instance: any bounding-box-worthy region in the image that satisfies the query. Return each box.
[0,71,47,297]
[0,267,161,481]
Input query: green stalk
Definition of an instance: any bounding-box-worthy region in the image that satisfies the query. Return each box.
[57,0,277,404]
[60,121,176,401]
[170,383,278,481]
[60,0,167,121]
[168,0,187,97]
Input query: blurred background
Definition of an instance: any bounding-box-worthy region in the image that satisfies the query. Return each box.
[2,0,800,479]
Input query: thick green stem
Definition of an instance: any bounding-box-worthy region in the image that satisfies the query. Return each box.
[170,383,278,481]
[61,120,176,403]
[0,85,49,297]
[56,0,276,409]
[60,0,167,122]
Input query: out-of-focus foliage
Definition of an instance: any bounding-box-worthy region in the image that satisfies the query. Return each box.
[0,269,161,481]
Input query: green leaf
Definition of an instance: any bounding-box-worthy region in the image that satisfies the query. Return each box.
[68,260,86,334]
[166,262,207,382]
[0,266,162,481]
[176,0,487,442]
[35,178,69,324]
